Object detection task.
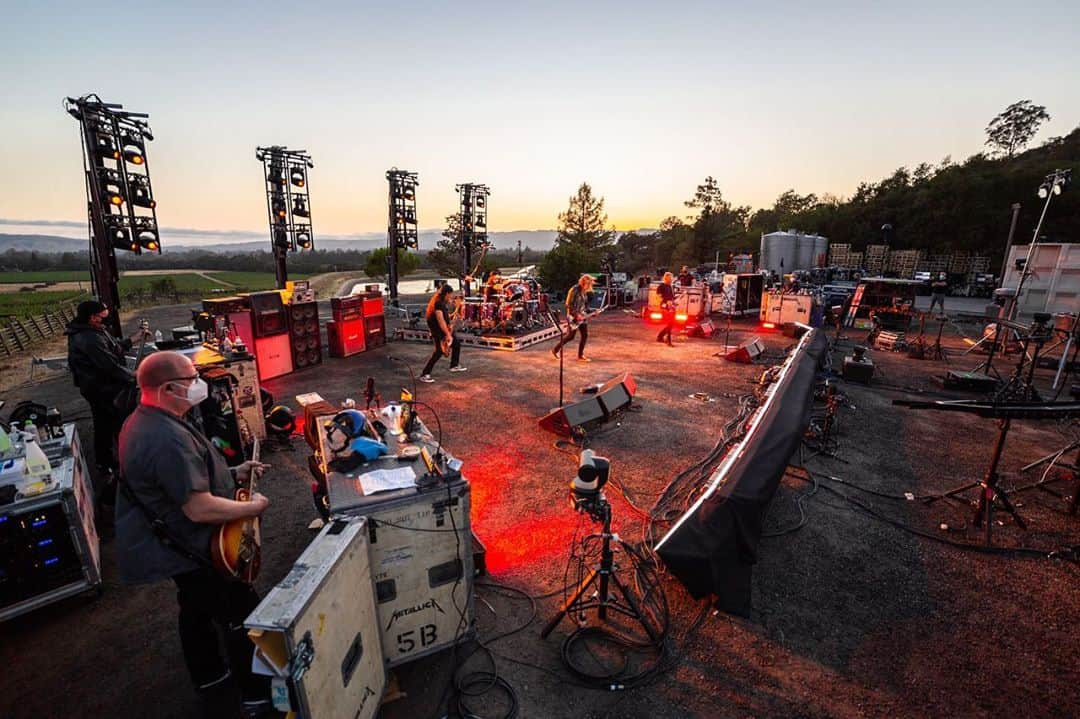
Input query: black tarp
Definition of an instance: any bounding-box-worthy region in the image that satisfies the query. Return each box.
[655,330,827,616]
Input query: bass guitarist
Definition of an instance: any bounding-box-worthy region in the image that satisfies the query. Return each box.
[115,351,275,718]
[552,274,596,362]
[419,284,467,383]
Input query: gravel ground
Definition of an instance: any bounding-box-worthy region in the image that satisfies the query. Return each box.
[1,302,1077,719]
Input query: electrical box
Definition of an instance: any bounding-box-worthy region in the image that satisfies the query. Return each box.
[245,517,385,719]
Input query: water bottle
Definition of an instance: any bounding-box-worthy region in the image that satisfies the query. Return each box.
[154,329,164,344]
[22,434,52,481]
[8,422,23,455]
[22,420,41,445]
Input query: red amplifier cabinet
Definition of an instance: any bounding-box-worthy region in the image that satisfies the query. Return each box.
[330,295,364,323]
[360,293,384,318]
[253,332,294,380]
[287,301,323,370]
[327,319,366,357]
[364,315,386,349]
[228,310,255,353]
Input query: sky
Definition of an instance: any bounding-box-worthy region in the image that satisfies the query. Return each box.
[1,0,1078,245]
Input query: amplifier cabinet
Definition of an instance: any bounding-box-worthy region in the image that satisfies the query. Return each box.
[245,517,385,719]
[360,293,384,319]
[254,333,294,381]
[327,320,366,358]
[249,291,288,338]
[203,296,251,316]
[331,296,364,323]
[328,475,474,668]
[0,424,101,622]
[288,301,323,370]
[364,316,386,349]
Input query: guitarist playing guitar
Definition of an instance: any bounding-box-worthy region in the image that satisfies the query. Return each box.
[419,284,467,383]
[552,274,599,362]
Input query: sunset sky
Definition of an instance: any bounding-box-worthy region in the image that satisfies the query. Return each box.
[2,1,1078,244]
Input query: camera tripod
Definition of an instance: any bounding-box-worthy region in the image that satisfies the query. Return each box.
[540,496,659,641]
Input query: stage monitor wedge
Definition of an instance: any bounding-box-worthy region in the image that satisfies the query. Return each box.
[539,372,636,437]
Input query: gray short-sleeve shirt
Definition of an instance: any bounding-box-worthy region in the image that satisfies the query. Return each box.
[116,404,236,584]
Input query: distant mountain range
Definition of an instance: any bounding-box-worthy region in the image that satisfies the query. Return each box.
[0,229,561,254]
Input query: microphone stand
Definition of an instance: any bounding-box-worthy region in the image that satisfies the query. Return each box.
[548,310,570,407]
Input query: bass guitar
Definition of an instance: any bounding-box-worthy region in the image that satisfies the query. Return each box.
[211,439,262,582]
[566,306,606,331]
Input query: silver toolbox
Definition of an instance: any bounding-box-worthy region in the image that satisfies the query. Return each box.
[245,517,385,719]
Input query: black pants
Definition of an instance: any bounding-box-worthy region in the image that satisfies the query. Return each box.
[422,332,461,375]
[83,390,121,472]
[173,568,268,702]
[553,322,588,358]
[657,315,675,344]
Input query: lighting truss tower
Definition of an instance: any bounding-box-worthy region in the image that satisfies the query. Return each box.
[64,94,161,338]
[455,183,491,295]
[256,146,315,289]
[386,169,419,305]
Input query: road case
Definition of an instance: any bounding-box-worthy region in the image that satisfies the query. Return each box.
[245,517,385,719]
[0,423,101,622]
[317,414,476,667]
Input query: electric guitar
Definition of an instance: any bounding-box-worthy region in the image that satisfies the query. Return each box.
[211,439,262,582]
[442,297,464,356]
[567,306,606,331]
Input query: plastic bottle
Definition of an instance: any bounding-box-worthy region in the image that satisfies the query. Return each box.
[154,329,164,344]
[22,434,51,480]
[22,420,41,444]
[8,422,23,456]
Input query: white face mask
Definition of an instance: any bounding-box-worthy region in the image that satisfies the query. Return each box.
[165,377,209,406]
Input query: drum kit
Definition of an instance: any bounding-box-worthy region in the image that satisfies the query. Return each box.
[456,276,550,334]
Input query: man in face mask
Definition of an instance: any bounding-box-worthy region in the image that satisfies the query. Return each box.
[115,351,274,717]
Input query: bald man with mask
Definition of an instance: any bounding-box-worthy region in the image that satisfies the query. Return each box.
[116,351,274,718]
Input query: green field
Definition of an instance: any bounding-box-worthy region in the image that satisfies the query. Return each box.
[0,290,89,318]
[0,271,311,318]
[0,271,91,284]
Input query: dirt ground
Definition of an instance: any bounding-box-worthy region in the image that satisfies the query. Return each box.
[1,302,1078,719]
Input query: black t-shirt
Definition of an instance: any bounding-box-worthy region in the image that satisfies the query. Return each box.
[427,299,449,335]
[658,283,676,304]
[115,405,236,583]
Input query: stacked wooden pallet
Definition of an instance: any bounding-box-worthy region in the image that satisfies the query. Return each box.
[865,244,890,275]
[886,249,924,279]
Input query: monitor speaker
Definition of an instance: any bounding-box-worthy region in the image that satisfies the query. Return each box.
[724,337,764,364]
[538,372,636,437]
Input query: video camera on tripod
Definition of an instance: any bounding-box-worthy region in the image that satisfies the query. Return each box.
[570,449,610,520]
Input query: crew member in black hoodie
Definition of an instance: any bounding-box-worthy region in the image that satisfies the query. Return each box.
[65,300,146,475]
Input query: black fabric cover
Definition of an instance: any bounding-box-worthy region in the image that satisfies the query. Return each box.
[655,330,826,616]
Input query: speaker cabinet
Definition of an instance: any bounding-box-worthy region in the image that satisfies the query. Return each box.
[724,337,765,364]
[330,295,364,323]
[248,291,288,337]
[539,372,636,437]
[288,301,322,370]
[364,315,386,349]
[253,332,294,380]
[327,319,366,358]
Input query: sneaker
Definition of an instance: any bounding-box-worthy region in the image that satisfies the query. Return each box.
[577,356,592,363]
[418,374,435,383]
[449,366,468,373]
[551,349,560,359]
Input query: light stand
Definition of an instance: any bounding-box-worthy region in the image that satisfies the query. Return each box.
[547,309,570,407]
[256,146,315,289]
[455,183,491,296]
[65,94,161,339]
[1011,169,1072,320]
[386,169,419,306]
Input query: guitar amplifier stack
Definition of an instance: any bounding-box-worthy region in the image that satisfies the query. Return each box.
[287,301,322,370]
[328,292,385,357]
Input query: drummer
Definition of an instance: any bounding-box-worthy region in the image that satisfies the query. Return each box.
[484,271,502,302]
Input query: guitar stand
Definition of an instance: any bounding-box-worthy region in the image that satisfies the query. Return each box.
[540,499,659,642]
[925,417,1027,546]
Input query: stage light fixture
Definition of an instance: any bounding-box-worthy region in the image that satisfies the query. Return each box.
[292,196,309,218]
[475,213,486,228]
[137,229,160,252]
[94,134,120,160]
[295,226,312,249]
[123,147,145,165]
[1038,185,1049,199]
[273,228,290,249]
[268,170,285,186]
[476,196,485,208]
[130,180,156,209]
[290,166,306,188]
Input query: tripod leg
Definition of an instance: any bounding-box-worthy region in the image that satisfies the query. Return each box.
[609,572,661,643]
[540,569,598,638]
[993,490,1027,530]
